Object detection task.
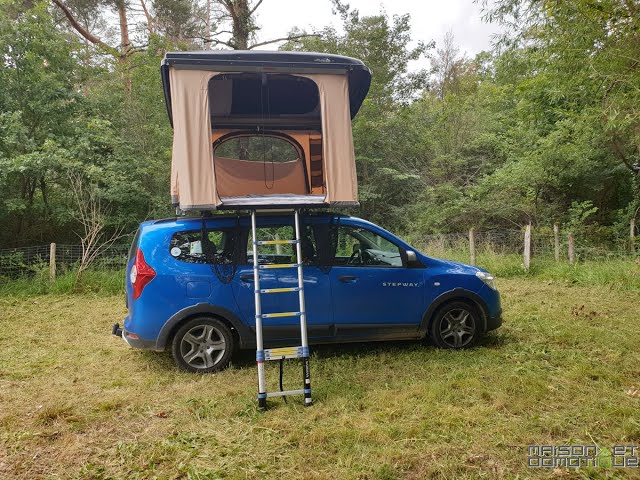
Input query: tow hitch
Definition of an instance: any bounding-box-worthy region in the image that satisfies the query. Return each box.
[112,323,123,337]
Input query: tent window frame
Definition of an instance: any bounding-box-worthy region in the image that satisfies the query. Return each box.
[212,130,311,194]
[209,72,321,117]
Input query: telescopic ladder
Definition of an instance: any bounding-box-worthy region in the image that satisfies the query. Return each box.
[251,209,312,410]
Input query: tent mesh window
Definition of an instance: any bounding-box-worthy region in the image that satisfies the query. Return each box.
[209,73,320,127]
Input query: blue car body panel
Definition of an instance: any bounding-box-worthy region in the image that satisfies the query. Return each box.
[122,214,501,350]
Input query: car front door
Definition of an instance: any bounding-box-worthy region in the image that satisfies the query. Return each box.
[328,224,426,340]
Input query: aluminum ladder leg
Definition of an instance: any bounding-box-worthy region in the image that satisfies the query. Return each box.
[252,209,312,410]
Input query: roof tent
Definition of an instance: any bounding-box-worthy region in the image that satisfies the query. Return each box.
[161,51,371,210]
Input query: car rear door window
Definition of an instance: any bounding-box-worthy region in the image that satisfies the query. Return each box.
[245,224,319,266]
[170,228,239,264]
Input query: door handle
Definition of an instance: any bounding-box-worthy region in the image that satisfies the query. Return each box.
[338,275,357,283]
[240,274,254,282]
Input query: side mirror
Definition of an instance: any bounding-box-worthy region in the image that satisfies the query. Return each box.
[405,250,423,267]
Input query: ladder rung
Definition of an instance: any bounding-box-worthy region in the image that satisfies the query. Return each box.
[257,287,301,294]
[266,389,305,398]
[257,311,302,319]
[255,239,299,245]
[264,345,305,360]
[258,263,300,269]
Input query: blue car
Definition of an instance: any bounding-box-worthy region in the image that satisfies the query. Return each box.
[112,213,502,373]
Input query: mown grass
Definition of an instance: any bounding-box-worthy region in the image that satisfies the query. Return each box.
[1,279,639,479]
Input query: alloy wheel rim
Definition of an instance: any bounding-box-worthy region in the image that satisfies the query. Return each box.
[180,324,226,369]
[440,308,475,348]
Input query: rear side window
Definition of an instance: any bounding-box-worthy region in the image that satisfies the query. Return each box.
[170,228,239,264]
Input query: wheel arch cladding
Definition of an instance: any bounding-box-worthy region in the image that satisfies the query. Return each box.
[156,303,255,351]
[420,289,489,335]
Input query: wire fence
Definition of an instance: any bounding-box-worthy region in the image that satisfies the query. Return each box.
[414,230,637,260]
[0,243,131,280]
[0,229,637,279]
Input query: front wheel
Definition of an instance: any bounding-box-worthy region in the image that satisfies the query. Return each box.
[171,317,234,373]
[430,302,480,349]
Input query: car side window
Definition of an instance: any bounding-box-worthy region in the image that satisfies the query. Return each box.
[246,224,318,266]
[170,228,238,264]
[333,226,403,267]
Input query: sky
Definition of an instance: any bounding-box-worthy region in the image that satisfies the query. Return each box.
[253,0,502,64]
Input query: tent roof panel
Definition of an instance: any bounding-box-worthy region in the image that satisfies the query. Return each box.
[161,50,371,126]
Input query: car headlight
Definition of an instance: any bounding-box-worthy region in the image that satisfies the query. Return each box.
[476,271,497,290]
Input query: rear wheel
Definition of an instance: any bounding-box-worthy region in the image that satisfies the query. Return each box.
[430,301,480,349]
[171,317,234,373]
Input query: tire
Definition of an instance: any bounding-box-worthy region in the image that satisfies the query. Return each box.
[171,317,234,373]
[430,301,480,349]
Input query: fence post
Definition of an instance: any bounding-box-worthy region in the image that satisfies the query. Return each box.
[49,242,56,283]
[468,228,476,266]
[553,223,560,262]
[631,218,636,254]
[568,233,575,264]
[523,223,531,271]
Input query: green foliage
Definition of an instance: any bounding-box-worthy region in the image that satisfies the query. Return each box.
[0,267,125,296]
[476,0,640,229]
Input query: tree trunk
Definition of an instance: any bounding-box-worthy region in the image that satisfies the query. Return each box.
[40,177,49,217]
[238,137,250,160]
[205,0,212,49]
[116,0,132,92]
[116,0,130,52]
[140,0,154,35]
[230,0,250,49]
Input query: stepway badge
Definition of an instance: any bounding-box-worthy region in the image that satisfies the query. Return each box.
[382,282,421,287]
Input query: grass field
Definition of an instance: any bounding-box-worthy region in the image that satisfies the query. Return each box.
[1,278,639,479]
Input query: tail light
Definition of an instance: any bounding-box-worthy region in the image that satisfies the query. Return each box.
[130,248,155,300]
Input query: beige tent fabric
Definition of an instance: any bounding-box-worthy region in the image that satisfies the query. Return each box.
[298,73,357,205]
[170,153,179,206]
[169,68,220,209]
[169,68,358,209]
[214,156,307,197]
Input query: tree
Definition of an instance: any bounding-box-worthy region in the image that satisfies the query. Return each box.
[68,171,125,279]
[0,2,85,244]
[51,0,133,58]
[483,0,640,204]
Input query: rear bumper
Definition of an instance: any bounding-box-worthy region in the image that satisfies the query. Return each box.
[112,322,159,350]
